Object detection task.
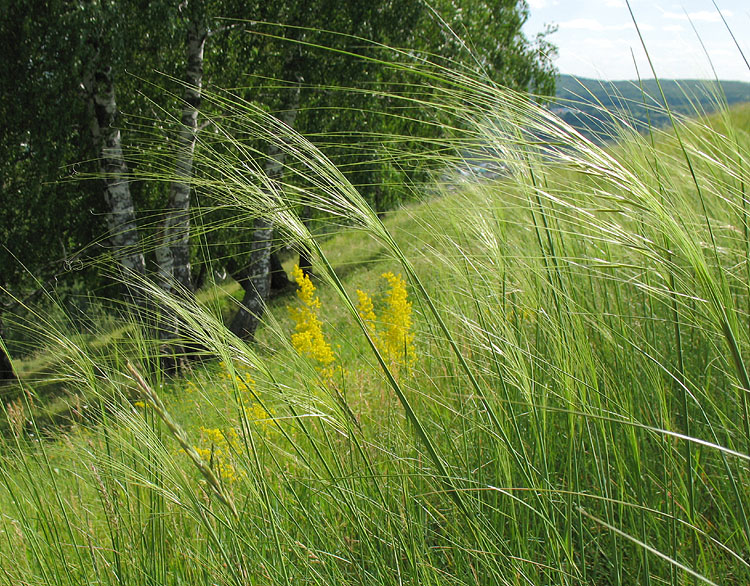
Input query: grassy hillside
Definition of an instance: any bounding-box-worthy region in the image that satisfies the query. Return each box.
[2,75,750,586]
[554,74,750,142]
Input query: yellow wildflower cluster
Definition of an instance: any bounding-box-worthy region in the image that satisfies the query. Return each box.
[357,272,416,370]
[244,401,273,425]
[381,272,415,363]
[241,395,276,438]
[288,267,415,382]
[217,361,256,393]
[216,361,275,433]
[356,289,377,325]
[196,426,243,483]
[356,288,382,347]
[288,266,335,378]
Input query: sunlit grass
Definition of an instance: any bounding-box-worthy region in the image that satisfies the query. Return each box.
[3,45,750,586]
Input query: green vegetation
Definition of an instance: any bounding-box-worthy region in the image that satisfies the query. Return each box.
[3,2,750,584]
[2,47,750,586]
[0,0,555,345]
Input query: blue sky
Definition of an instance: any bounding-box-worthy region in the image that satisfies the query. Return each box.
[523,0,750,81]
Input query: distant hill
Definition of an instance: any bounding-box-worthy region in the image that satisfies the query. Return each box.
[552,74,750,142]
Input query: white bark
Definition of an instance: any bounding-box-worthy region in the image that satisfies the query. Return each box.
[230,79,302,339]
[85,64,146,303]
[157,17,207,296]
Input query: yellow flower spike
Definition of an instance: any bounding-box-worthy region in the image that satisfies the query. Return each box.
[288,266,336,374]
[356,288,385,355]
[245,402,274,425]
[356,289,377,325]
[293,265,319,308]
[380,272,416,369]
[196,426,245,483]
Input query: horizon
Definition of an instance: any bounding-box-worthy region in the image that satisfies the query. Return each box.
[555,72,750,82]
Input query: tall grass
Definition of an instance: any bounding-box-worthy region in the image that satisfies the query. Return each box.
[2,37,750,586]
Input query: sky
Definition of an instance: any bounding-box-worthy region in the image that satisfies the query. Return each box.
[523,0,750,81]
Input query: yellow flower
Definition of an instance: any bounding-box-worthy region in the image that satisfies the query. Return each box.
[356,273,416,372]
[294,265,320,310]
[357,287,384,350]
[197,426,244,483]
[199,426,226,445]
[289,265,335,372]
[244,402,272,424]
[380,272,416,368]
[356,289,377,326]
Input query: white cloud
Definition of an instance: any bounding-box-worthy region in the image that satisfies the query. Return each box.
[524,0,750,82]
[559,18,638,31]
[661,9,733,23]
[567,37,630,51]
[559,18,605,31]
[527,0,559,8]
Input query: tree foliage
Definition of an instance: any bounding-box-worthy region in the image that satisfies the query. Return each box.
[0,0,556,338]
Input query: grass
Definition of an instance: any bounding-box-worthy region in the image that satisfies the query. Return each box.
[2,52,750,586]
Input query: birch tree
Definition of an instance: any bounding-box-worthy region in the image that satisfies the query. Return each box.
[156,1,209,297]
[77,1,151,308]
[228,74,302,339]
[0,318,16,382]
[220,0,555,341]
[221,0,425,340]
[84,62,146,293]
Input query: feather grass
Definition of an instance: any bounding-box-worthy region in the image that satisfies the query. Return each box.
[3,26,750,586]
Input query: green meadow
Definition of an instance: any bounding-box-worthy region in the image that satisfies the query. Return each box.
[2,73,750,586]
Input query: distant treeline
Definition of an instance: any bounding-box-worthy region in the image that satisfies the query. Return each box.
[552,74,750,142]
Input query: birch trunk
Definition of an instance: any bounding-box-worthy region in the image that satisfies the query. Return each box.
[228,217,273,340]
[155,14,207,370]
[0,317,16,382]
[86,64,146,304]
[230,80,302,340]
[157,18,206,296]
[270,248,292,292]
